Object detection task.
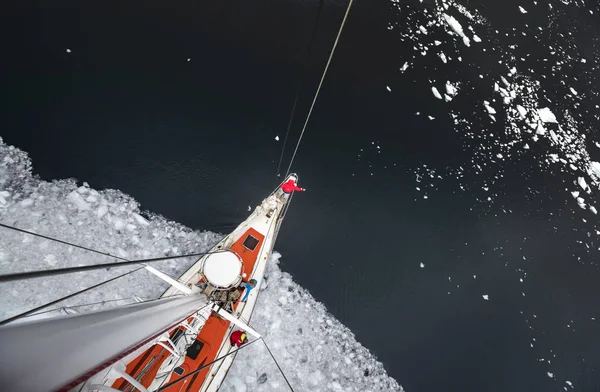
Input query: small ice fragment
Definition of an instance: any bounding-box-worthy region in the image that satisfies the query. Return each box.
[187,58,191,62]
[519,6,528,13]
[438,52,447,63]
[247,206,251,212]
[113,218,126,231]
[275,135,280,141]
[571,191,580,198]
[419,25,428,34]
[445,81,457,96]
[566,381,573,387]
[578,177,588,191]
[590,206,597,215]
[482,294,489,300]
[132,212,149,225]
[44,254,58,266]
[473,34,482,43]
[434,40,442,46]
[400,62,409,72]
[97,205,109,219]
[420,262,425,268]
[66,48,72,53]
[570,87,578,96]
[20,198,34,207]
[386,86,392,92]
[432,87,443,99]
[517,105,527,118]
[484,102,497,114]
[428,116,435,120]
[590,162,600,178]
[67,191,91,211]
[547,372,554,378]
[537,108,558,123]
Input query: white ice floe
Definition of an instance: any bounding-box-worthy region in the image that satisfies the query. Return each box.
[420,262,425,268]
[0,138,403,392]
[472,34,482,43]
[400,62,409,72]
[443,13,470,47]
[519,6,528,14]
[484,101,497,115]
[438,52,448,63]
[482,295,489,300]
[537,108,558,123]
[547,372,554,378]
[432,87,443,100]
[387,86,392,92]
[419,25,428,34]
[578,177,589,192]
[569,87,578,96]
[66,48,72,53]
[275,135,280,141]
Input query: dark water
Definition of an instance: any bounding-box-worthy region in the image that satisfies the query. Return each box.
[2,0,600,391]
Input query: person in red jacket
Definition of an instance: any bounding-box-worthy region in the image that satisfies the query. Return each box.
[279,179,305,198]
[230,330,248,347]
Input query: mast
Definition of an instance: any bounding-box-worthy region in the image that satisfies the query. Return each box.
[0,294,207,392]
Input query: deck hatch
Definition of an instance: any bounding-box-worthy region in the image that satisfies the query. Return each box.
[242,235,259,251]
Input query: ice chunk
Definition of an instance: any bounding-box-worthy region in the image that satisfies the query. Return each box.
[432,87,443,100]
[275,135,280,141]
[537,108,558,123]
[400,62,409,72]
[67,191,91,211]
[570,87,578,96]
[482,295,489,300]
[578,177,588,191]
[419,26,428,34]
[591,162,600,178]
[484,102,497,115]
[438,52,447,63]
[472,34,482,43]
[517,105,527,118]
[386,86,391,92]
[66,48,72,53]
[519,6,527,13]
[113,218,127,231]
[44,254,58,266]
[20,198,34,207]
[566,381,573,387]
[420,262,425,268]
[547,372,554,378]
[132,212,149,225]
[443,14,470,46]
[434,40,442,46]
[445,81,458,96]
[590,206,597,215]
[571,191,580,198]
[247,206,252,212]
[97,205,109,219]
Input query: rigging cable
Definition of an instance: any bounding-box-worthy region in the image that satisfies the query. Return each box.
[284,0,355,177]
[0,222,128,261]
[0,266,146,326]
[275,0,325,178]
[0,249,227,283]
[261,338,296,392]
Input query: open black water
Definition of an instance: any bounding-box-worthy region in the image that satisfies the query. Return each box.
[1,0,599,391]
